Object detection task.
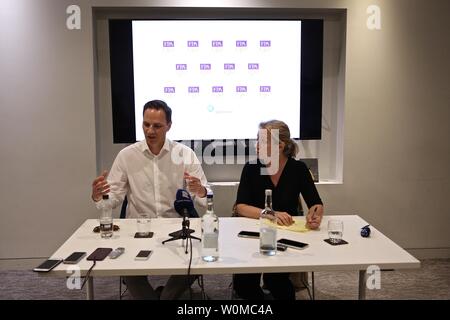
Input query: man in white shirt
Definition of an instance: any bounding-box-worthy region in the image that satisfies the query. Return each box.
[91,100,208,299]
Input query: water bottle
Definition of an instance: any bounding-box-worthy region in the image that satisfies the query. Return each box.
[99,194,113,238]
[201,190,219,262]
[260,189,277,256]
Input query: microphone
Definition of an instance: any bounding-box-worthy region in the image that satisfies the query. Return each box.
[174,189,199,218]
[163,188,201,248]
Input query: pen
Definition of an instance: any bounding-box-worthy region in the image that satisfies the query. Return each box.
[309,206,318,223]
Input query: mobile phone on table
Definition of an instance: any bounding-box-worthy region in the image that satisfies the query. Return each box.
[33,259,63,272]
[277,238,309,250]
[109,247,125,259]
[237,231,260,239]
[135,250,153,260]
[63,252,87,264]
[87,248,112,261]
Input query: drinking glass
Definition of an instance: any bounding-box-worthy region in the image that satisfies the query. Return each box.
[137,212,151,236]
[328,220,344,244]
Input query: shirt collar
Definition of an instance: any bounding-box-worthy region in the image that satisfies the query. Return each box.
[139,139,171,156]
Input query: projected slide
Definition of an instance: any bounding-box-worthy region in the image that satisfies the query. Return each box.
[132,20,301,140]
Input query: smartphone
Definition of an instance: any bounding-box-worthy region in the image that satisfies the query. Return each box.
[134,232,154,239]
[87,248,112,261]
[63,252,86,264]
[237,231,260,239]
[109,247,125,259]
[277,238,309,250]
[135,250,153,260]
[33,259,63,272]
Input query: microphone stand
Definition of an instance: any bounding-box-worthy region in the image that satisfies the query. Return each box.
[162,210,201,254]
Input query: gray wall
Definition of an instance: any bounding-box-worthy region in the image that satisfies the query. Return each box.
[0,0,449,260]
[0,0,97,258]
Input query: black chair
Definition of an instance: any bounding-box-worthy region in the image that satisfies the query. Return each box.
[120,196,128,219]
[119,196,128,299]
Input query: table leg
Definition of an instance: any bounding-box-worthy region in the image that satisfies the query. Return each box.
[358,270,366,300]
[86,277,94,300]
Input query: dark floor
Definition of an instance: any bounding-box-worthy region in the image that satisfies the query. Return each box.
[0,259,448,300]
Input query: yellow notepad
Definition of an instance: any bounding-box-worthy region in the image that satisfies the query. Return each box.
[266,219,310,233]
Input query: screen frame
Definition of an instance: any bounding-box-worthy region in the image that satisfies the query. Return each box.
[109,18,323,144]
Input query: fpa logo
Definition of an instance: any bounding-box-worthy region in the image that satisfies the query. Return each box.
[188,87,200,93]
[260,86,271,93]
[163,41,175,47]
[224,63,235,70]
[187,40,199,47]
[164,87,176,94]
[212,86,223,93]
[200,64,211,70]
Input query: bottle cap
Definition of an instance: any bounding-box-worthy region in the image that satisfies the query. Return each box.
[102,194,109,200]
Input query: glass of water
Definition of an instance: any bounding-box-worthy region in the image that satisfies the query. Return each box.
[137,212,151,237]
[328,220,344,244]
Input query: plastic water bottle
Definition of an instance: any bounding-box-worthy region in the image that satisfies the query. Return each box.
[260,189,277,256]
[99,194,113,238]
[201,191,219,262]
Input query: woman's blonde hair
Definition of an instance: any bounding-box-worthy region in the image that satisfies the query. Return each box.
[259,120,299,158]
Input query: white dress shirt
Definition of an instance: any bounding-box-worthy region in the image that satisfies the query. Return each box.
[96,139,207,218]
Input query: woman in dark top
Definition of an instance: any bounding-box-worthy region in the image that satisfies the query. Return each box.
[234,120,324,300]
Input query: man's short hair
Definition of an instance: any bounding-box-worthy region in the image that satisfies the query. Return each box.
[142,100,172,123]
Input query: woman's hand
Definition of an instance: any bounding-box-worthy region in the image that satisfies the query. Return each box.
[306,204,324,230]
[275,211,294,226]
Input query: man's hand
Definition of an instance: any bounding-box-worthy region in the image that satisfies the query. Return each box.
[306,204,324,230]
[184,172,206,198]
[91,170,110,202]
[275,211,294,226]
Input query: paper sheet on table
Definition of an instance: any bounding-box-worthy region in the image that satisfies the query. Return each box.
[266,219,310,233]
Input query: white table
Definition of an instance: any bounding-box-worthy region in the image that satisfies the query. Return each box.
[41,215,420,300]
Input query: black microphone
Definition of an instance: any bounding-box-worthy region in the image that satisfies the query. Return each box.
[174,189,199,218]
[163,189,201,248]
